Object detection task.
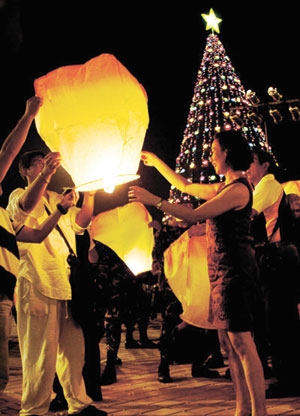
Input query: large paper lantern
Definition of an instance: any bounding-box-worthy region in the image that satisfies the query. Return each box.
[91,202,154,275]
[164,231,215,329]
[34,54,149,192]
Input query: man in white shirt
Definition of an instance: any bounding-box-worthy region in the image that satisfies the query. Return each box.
[248,148,300,399]
[0,97,42,393]
[248,150,283,242]
[7,150,106,416]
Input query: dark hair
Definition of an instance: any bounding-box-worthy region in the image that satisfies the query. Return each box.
[252,147,278,174]
[18,151,46,180]
[214,130,253,171]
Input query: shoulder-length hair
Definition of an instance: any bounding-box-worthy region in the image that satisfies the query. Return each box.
[214,130,253,171]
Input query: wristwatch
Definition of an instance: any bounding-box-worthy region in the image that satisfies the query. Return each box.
[56,203,68,215]
[156,198,164,209]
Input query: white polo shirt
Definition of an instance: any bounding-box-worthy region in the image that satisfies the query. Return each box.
[7,188,85,300]
[252,174,283,243]
[0,207,20,285]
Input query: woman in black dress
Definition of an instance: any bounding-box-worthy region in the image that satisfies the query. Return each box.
[129,130,267,416]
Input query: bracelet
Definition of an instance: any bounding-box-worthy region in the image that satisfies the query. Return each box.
[56,203,68,215]
[156,198,164,209]
[39,172,50,184]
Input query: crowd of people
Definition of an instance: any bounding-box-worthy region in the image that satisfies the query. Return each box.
[1,97,300,416]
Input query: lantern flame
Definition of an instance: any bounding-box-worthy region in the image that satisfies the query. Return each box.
[34,54,149,192]
[103,178,116,194]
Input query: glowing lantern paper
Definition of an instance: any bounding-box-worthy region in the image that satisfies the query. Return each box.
[90,202,154,275]
[164,230,215,329]
[34,54,149,192]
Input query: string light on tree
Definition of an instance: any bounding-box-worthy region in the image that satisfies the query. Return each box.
[168,9,273,207]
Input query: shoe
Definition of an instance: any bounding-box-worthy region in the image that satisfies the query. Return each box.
[100,374,117,385]
[87,390,103,401]
[158,364,172,383]
[125,340,142,349]
[224,368,231,380]
[100,364,117,385]
[114,356,122,365]
[191,364,220,378]
[68,405,107,415]
[49,395,68,411]
[266,382,300,398]
[0,384,6,392]
[206,353,225,368]
[139,340,158,349]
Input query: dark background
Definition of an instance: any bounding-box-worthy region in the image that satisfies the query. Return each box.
[1,0,299,217]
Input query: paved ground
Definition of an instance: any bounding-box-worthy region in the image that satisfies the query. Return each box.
[1,317,300,416]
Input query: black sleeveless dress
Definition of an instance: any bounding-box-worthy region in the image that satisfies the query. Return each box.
[206,177,260,332]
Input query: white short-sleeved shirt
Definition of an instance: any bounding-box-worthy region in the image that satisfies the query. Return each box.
[0,207,20,281]
[252,174,283,242]
[7,188,85,300]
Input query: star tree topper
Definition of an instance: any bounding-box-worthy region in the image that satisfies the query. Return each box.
[201,8,222,33]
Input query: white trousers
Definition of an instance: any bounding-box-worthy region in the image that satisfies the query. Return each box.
[0,295,13,391]
[16,277,92,415]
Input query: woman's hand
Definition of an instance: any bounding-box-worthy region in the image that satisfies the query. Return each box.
[128,186,161,206]
[141,151,158,167]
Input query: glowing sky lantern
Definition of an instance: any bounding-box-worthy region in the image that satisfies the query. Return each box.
[164,231,215,329]
[90,202,154,275]
[34,54,149,192]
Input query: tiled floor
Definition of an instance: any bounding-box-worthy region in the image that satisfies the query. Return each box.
[1,317,300,415]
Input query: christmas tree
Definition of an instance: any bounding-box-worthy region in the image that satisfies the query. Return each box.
[168,9,271,206]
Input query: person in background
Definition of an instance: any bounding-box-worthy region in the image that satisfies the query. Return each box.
[129,130,267,416]
[7,149,106,416]
[248,148,300,398]
[87,239,140,386]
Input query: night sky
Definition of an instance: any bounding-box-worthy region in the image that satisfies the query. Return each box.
[0,1,299,216]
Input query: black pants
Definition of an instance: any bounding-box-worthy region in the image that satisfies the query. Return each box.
[256,242,300,386]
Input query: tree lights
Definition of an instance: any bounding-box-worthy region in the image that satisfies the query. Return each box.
[169,24,271,206]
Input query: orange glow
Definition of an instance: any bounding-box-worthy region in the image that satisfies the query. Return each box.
[164,231,215,329]
[91,202,154,275]
[34,54,149,192]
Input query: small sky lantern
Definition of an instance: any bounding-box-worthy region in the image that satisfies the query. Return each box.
[164,231,215,329]
[34,54,149,192]
[90,202,154,275]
